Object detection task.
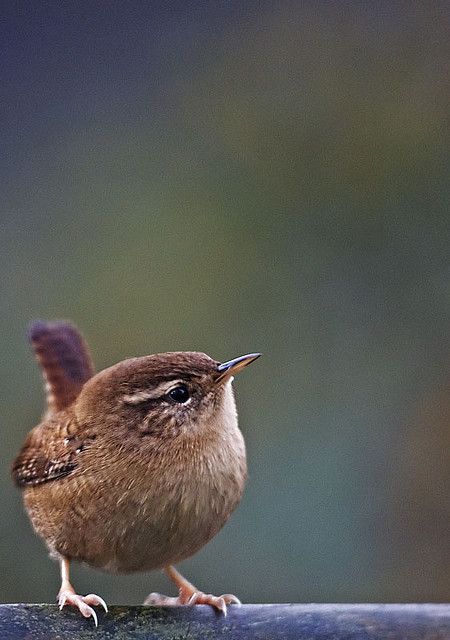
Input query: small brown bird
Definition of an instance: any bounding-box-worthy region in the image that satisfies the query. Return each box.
[12,320,260,625]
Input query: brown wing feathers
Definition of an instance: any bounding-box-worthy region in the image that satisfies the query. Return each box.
[28,320,94,415]
[12,321,95,488]
[11,422,78,487]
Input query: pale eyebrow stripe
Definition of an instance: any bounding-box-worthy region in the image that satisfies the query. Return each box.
[123,390,157,404]
[123,380,184,405]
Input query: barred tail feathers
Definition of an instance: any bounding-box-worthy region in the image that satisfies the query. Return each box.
[28,320,94,414]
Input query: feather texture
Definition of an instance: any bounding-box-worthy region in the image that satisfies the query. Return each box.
[11,413,95,487]
[28,320,94,416]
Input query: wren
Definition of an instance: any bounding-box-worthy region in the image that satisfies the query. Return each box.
[12,320,260,625]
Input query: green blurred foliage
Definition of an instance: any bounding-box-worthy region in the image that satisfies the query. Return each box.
[1,2,449,604]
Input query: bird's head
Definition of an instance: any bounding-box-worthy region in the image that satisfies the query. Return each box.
[74,351,260,443]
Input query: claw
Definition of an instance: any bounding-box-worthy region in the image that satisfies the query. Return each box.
[85,594,108,613]
[57,590,107,626]
[221,594,242,606]
[216,597,227,616]
[145,589,240,615]
[80,605,98,627]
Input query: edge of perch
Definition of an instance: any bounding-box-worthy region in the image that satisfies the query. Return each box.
[0,603,449,639]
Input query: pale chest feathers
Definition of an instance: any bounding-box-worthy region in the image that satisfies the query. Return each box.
[85,429,246,573]
[171,432,247,520]
[137,380,247,525]
[135,425,247,525]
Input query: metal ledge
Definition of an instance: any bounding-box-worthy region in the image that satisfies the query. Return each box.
[0,603,449,639]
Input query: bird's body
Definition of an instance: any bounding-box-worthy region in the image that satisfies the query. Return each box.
[21,386,246,573]
[12,321,258,624]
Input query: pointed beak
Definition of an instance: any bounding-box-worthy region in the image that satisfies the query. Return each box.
[216,353,261,383]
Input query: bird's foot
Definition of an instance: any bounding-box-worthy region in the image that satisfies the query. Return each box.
[58,589,108,627]
[144,590,241,615]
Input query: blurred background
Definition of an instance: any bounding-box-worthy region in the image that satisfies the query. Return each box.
[1,2,449,605]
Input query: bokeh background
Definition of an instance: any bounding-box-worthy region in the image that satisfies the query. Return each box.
[1,2,449,605]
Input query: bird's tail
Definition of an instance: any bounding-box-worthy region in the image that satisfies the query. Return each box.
[28,320,95,416]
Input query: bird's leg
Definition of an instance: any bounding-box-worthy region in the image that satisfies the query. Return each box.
[57,557,108,627]
[144,565,241,615]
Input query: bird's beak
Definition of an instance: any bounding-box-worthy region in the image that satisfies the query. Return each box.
[216,353,261,383]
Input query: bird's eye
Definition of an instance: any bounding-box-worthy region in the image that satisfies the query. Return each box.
[167,384,190,404]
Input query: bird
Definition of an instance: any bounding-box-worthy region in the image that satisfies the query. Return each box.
[12,320,260,626]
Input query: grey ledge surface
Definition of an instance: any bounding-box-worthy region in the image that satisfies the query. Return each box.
[0,603,449,640]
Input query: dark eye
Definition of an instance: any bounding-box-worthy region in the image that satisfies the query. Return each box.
[167,384,190,404]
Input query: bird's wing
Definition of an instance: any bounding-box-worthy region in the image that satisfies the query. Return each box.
[11,413,94,488]
[28,320,95,417]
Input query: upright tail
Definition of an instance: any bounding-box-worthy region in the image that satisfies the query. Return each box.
[28,320,95,416]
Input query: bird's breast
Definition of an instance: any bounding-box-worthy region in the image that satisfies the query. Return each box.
[98,427,247,573]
